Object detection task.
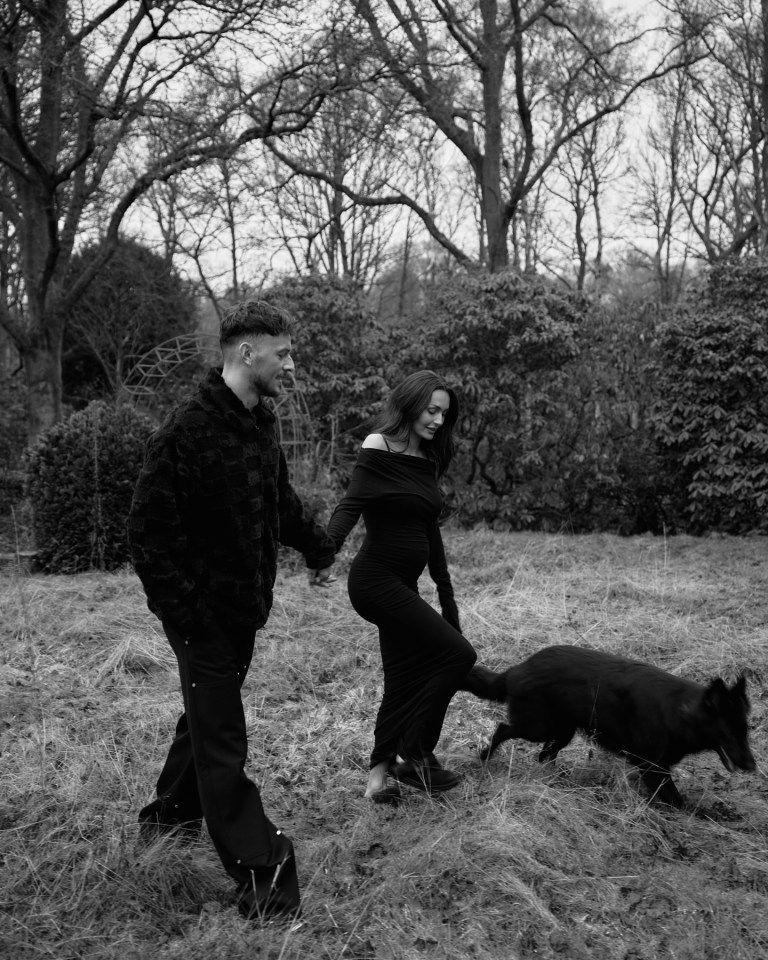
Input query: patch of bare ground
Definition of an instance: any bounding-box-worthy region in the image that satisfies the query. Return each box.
[1,531,766,959]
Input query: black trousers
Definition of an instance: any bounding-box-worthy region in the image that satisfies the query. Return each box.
[139,620,298,903]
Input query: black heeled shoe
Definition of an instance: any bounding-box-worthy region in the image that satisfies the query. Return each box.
[389,754,461,794]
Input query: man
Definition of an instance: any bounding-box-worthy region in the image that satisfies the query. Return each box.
[128,300,335,921]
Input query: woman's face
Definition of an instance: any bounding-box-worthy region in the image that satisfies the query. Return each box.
[411,389,450,444]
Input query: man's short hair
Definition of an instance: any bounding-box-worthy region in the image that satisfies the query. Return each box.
[219,300,293,349]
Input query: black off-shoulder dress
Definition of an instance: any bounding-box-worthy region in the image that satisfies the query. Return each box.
[327,448,477,768]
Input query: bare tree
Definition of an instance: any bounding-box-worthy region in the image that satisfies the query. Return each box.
[542,111,626,292]
[0,0,335,440]
[260,29,428,287]
[263,90,405,285]
[143,153,266,319]
[267,0,698,273]
[627,67,694,304]
[652,0,768,261]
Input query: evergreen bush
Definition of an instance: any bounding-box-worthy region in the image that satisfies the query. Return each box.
[411,270,585,529]
[63,236,198,406]
[25,401,155,572]
[651,258,768,533]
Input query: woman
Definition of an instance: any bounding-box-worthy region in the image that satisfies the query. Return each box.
[327,370,477,802]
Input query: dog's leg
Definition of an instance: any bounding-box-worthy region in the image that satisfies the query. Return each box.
[479,722,515,762]
[639,767,683,807]
[538,732,574,764]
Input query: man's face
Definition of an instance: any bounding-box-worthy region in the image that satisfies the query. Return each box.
[248,333,295,398]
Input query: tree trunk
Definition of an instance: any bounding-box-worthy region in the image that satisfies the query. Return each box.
[480,0,509,272]
[761,0,768,254]
[483,189,509,272]
[23,338,63,444]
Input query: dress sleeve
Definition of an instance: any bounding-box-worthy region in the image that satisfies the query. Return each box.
[276,448,337,569]
[427,519,461,632]
[128,433,214,639]
[326,460,370,551]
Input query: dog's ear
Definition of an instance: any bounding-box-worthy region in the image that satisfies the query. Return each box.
[731,673,749,703]
[702,677,728,708]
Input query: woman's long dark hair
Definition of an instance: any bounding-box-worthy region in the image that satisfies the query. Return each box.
[372,370,459,476]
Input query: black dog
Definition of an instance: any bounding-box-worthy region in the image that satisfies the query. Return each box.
[462,644,756,806]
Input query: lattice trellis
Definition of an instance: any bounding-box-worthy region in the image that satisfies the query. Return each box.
[122,333,317,473]
[123,332,221,402]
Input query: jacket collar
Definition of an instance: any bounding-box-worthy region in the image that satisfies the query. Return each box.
[200,368,276,432]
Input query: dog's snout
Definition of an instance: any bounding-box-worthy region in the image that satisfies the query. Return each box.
[741,752,757,772]
[718,745,756,773]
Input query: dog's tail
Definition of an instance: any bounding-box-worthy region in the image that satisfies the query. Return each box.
[459,663,507,702]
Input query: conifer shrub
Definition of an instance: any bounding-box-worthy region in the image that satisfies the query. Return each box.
[25,401,154,573]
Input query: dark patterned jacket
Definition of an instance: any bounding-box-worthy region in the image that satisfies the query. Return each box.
[128,368,335,638]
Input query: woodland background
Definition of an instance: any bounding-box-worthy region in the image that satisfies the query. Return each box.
[2,0,768,554]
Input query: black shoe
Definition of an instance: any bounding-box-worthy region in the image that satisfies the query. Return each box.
[236,853,301,922]
[390,755,461,794]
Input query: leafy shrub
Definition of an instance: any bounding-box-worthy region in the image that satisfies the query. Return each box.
[547,301,684,535]
[255,267,684,534]
[0,374,28,516]
[297,267,673,534]
[375,269,682,534]
[25,401,155,572]
[411,270,585,528]
[651,258,768,533]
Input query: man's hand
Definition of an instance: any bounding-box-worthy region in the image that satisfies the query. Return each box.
[309,566,336,587]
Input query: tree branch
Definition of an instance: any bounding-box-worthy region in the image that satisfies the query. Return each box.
[264,139,476,267]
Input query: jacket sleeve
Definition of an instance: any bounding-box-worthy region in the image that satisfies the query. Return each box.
[128,433,214,639]
[427,519,461,632]
[276,448,337,569]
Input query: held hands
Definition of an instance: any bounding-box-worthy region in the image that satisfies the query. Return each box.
[309,566,336,588]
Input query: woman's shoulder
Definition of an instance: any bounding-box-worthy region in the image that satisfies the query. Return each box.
[361,433,390,451]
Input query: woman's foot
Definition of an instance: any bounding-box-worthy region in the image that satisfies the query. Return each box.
[364,761,402,805]
[364,760,390,798]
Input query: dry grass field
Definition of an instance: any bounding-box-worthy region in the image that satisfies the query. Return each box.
[2,530,767,960]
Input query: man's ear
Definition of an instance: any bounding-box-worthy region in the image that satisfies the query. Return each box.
[239,341,252,365]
